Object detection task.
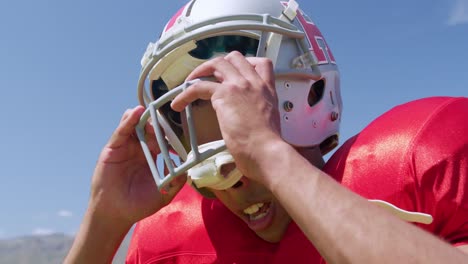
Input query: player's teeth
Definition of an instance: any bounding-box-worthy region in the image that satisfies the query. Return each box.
[243,203,264,215]
[250,212,268,221]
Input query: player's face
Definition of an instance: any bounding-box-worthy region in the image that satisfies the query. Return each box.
[210,176,292,243]
[181,100,292,242]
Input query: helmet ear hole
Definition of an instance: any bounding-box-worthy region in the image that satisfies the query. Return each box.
[308,79,325,107]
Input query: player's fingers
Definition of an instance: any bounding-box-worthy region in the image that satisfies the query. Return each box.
[144,120,156,136]
[170,81,218,112]
[245,57,275,90]
[162,174,187,202]
[224,51,264,85]
[186,56,242,84]
[120,108,132,122]
[108,106,145,149]
[144,135,160,158]
[160,159,187,199]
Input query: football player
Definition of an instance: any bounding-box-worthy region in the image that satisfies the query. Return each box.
[65,0,468,263]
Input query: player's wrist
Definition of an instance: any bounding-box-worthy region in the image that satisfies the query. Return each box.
[252,136,293,190]
[65,203,132,264]
[88,189,136,229]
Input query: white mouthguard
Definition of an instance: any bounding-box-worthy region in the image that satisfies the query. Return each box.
[187,140,242,190]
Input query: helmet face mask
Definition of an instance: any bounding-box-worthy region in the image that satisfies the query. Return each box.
[135,0,342,193]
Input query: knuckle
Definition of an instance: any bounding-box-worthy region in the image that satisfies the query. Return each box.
[187,81,200,92]
[238,79,250,89]
[226,78,249,91]
[248,56,273,68]
[123,108,132,116]
[224,83,237,91]
[259,57,273,67]
[225,50,243,59]
[121,108,132,121]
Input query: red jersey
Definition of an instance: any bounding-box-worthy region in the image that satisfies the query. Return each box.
[324,96,468,246]
[126,96,468,263]
[126,185,321,263]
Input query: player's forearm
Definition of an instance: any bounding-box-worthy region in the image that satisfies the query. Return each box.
[260,141,468,263]
[64,202,132,264]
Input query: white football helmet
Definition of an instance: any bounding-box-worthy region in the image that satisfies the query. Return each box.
[135,0,342,193]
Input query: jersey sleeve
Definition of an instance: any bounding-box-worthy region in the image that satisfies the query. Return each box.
[325,96,468,247]
[409,97,468,246]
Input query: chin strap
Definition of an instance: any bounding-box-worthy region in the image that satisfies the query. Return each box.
[368,199,433,225]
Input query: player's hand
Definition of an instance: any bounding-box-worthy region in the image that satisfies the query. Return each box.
[171,51,284,185]
[89,106,186,227]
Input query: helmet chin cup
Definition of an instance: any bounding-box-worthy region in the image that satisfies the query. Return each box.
[135,79,227,191]
[187,140,243,190]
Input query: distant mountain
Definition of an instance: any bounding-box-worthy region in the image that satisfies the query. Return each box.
[0,233,131,264]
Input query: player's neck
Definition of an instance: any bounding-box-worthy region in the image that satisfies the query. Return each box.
[296,147,325,169]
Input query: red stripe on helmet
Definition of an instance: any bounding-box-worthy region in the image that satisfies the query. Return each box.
[163,3,188,32]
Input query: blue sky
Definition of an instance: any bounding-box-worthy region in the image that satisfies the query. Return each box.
[0,0,466,239]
